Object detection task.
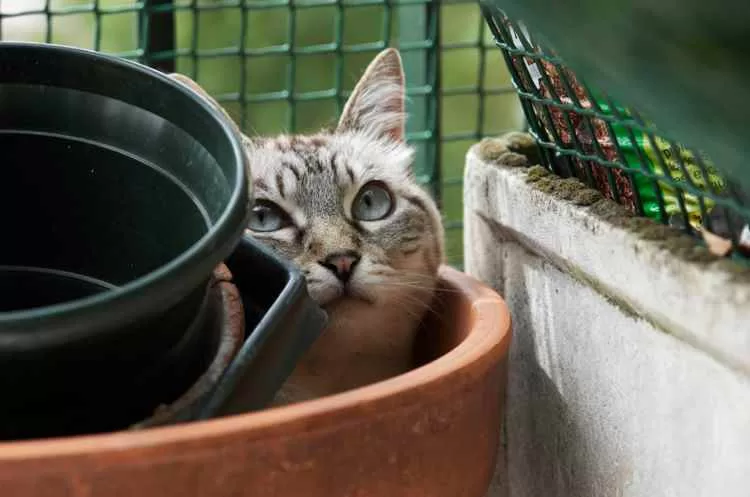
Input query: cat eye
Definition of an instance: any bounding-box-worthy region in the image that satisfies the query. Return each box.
[352,181,394,221]
[248,200,291,232]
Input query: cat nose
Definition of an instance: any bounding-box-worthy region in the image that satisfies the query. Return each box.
[319,251,361,283]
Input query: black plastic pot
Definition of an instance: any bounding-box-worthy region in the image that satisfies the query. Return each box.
[198,234,327,418]
[0,43,250,440]
[138,234,328,426]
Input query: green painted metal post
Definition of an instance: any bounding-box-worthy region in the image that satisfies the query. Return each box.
[399,1,441,203]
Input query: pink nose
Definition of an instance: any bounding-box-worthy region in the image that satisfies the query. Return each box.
[320,252,361,282]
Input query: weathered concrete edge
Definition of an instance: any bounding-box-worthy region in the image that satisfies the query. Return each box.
[463,144,750,376]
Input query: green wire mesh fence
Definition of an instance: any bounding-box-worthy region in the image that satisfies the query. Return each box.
[482,3,750,259]
[0,0,524,266]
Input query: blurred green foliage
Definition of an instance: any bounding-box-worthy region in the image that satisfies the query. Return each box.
[0,0,523,266]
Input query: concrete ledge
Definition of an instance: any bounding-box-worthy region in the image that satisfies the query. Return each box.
[465,138,750,497]
[464,142,750,375]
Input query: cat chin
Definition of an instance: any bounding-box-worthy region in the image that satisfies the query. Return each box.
[306,274,381,307]
[315,288,377,308]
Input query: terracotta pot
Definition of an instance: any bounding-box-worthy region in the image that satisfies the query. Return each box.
[0,266,511,497]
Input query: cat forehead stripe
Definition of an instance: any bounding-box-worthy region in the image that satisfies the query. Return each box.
[281,161,301,180]
[275,172,286,198]
[330,152,340,182]
[254,178,270,192]
[402,194,430,215]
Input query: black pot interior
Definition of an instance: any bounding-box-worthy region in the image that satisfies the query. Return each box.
[0,98,218,438]
[0,86,220,302]
[0,46,246,440]
[0,268,114,313]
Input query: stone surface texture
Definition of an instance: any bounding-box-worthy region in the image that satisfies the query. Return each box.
[466,140,750,497]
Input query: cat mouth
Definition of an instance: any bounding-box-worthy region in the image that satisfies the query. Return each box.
[326,285,376,306]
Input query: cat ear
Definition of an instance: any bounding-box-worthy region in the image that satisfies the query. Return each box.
[168,73,242,137]
[337,48,406,142]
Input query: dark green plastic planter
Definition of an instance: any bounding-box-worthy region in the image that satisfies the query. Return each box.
[0,43,250,440]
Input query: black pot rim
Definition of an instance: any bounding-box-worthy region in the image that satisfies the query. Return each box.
[0,42,250,345]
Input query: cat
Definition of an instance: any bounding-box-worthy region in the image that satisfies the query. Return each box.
[170,48,444,404]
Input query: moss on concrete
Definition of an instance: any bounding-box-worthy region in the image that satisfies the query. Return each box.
[525,165,550,183]
[571,189,603,206]
[715,258,750,277]
[543,178,577,201]
[587,199,629,219]
[477,132,541,168]
[477,138,511,163]
[634,223,675,241]
[473,131,750,280]
[514,159,750,281]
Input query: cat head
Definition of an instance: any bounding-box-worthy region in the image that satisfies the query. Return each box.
[171,49,444,311]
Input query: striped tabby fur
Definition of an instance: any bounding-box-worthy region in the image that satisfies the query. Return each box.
[171,48,444,403]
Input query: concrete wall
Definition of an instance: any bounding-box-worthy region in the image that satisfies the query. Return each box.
[465,137,750,497]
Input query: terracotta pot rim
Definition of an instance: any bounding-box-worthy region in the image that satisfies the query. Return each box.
[0,265,511,459]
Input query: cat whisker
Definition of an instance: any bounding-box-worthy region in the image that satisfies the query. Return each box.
[385,272,466,294]
[390,295,430,320]
[370,284,436,308]
[372,282,435,292]
[393,294,442,320]
[392,303,421,321]
[368,284,453,323]
[368,269,394,276]
[372,278,463,294]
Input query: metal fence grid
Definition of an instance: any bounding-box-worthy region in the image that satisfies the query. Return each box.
[482,3,750,259]
[0,0,524,266]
